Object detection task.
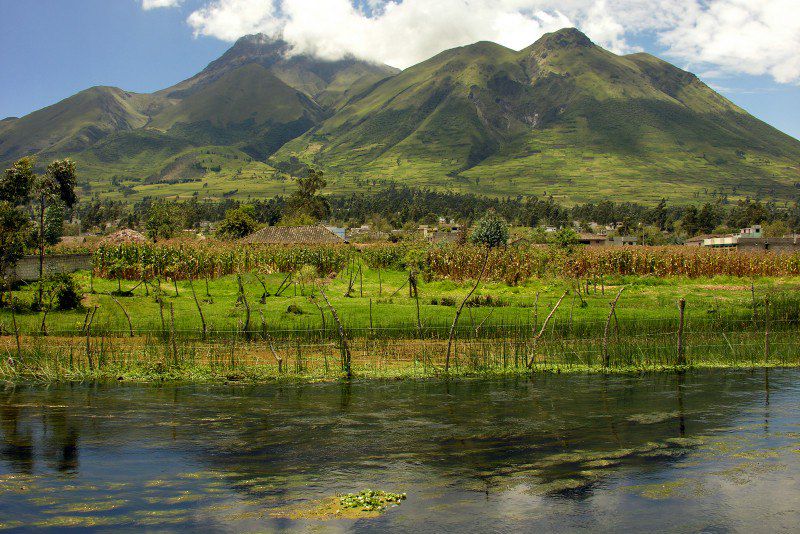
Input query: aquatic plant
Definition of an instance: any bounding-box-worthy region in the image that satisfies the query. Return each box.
[338,490,406,512]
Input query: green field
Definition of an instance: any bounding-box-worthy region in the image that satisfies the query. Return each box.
[2,266,799,382]
[2,270,797,336]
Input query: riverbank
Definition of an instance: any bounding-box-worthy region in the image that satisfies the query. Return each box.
[2,331,796,384]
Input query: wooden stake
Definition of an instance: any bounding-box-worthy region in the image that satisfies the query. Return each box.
[602,287,625,367]
[764,295,770,363]
[110,294,134,337]
[446,251,489,372]
[86,306,97,370]
[677,298,686,366]
[10,291,20,361]
[189,279,207,340]
[169,303,178,365]
[320,288,351,379]
[527,290,568,368]
[237,274,251,341]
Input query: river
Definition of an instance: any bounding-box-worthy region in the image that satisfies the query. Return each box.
[1,370,798,532]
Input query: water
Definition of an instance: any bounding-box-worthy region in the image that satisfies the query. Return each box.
[1,370,798,532]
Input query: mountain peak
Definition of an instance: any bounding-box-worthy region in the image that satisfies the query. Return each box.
[208,33,289,71]
[534,27,593,50]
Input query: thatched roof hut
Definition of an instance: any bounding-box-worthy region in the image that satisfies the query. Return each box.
[241,225,344,245]
[102,229,148,244]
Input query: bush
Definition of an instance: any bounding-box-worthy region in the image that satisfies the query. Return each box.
[469,211,509,249]
[44,273,82,310]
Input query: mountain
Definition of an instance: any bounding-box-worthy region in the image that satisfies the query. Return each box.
[160,34,398,110]
[0,86,167,164]
[0,34,397,198]
[276,28,800,204]
[2,28,799,205]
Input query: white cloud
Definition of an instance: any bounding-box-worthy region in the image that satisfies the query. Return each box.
[142,0,182,9]
[166,0,800,83]
[658,0,800,84]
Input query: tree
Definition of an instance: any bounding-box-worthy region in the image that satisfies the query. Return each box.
[0,202,30,294]
[146,202,183,241]
[284,168,330,223]
[696,202,723,234]
[469,211,509,248]
[44,201,66,245]
[33,160,77,306]
[216,205,257,239]
[762,220,790,238]
[681,205,700,236]
[552,227,579,249]
[0,157,34,205]
[0,159,35,291]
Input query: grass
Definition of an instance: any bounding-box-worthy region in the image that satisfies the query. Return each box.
[1,268,798,383]
[2,269,798,339]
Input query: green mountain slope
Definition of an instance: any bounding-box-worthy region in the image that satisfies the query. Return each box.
[0,34,396,200]
[159,34,398,110]
[0,86,167,164]
[2,28,799,204]
[276,28,800,204]
[150,63,326,160]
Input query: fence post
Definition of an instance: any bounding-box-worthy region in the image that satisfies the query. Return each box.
[86,306,97,371]
[677,298,686,366]
[320,288,352,379]
[110,294,134,337]
[764,295,770,364]
[10,291,21,362]
[169,302,178,366]
[189,279,207,340]
[603,287,625,368]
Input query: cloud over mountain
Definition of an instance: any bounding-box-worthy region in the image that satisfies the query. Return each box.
[158,0,800,84]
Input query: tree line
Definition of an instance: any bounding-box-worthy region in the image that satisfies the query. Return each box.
[65,185,800,242]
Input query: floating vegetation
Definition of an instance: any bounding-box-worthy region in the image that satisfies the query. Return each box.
[627,411,680,425]
[273,490,407,520]
[627,478,708,500]
[338,490,406,512]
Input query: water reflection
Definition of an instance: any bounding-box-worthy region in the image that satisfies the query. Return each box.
[1,370,799,532]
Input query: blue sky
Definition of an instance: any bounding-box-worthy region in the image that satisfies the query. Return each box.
[1,0,798,140]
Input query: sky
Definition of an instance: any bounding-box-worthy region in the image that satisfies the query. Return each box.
[1,0,799,140]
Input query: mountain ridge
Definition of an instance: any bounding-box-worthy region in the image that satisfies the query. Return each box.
[1,28,798,205]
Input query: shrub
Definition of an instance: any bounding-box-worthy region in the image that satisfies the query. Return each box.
[469,211,509,248]
[44,273,81,310]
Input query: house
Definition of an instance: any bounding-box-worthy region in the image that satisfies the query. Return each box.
[241,225,345,245]
[607,235,638,246]
[325,226,346,240]
[577,233,608,247]
[737,236,800,253]
[684,234,720,246]
[739,225,763,239]
[101,229,148,244]
[693,225,800,252]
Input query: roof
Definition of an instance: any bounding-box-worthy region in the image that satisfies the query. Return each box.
[577,233,607,241]
[685,234,721,243]
[102,229,148,244]
[241,225,345,245]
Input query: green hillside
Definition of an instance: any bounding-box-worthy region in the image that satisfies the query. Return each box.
[0,86,167,163]
[0,34,396,201]
[275,28,800,204]
[2,28,799,205]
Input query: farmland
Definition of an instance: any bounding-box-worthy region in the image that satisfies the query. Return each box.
[2,241,799,382]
